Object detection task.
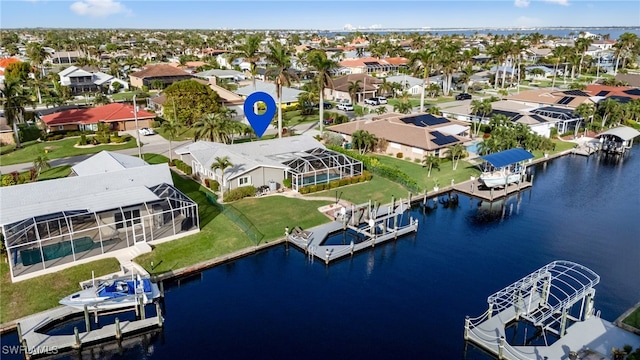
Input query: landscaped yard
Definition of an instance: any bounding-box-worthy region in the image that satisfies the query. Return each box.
[0,258,121,323]
[0,137,137,166]
[155,126,195,141]
[531,139,576,158]
[623,306,640,330]
[310,176,409,205]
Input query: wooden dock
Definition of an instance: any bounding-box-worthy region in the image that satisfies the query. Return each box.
[452,178,532,202]
[18,305,162,358]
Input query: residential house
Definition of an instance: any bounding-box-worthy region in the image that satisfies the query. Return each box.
[327,113,470,158]
[614,74,640,88]
[327,73,383,103]
[523,47,552,62]
[337,57,409,76]
[175,136,363,192]
[506,89,595,109]
[386,75,442,96]
[194,69,245,82]
[40,103,156,132]
[47,51,85,65]
[129,64,193,89]
[58,66,129,94]
[0,152,199,282]
[148,80,244,117]
[234,80,305,109]
[584,84,640,104]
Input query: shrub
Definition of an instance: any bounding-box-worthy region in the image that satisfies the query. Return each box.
[283,178,292,189]
[77,134,88,146]
[169,159,176,167]
[1,175,16,187]
[94,135,110,144]
[45,134,65,141]
[18,124,43,142]
[223,185,256,202]
[299,186,310,194]
[396,152,403,159]
[110,135,126,143]
[308,185,318,193]
[339,179,349,186]
[210,179,220,191]
[363,170,373,181]
[329,180,340,189]
[413,158,421,163]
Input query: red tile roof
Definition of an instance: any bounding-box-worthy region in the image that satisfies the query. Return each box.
[41,103,156,126]
[0,57,21,69]
[585,84,640,99]
[129,64,191,79]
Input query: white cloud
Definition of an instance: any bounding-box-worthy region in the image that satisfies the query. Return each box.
[514,0,530,8]
[542,0,570,5]
[70,0,132,18]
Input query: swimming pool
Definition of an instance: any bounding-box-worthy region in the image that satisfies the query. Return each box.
[466,140,481,154]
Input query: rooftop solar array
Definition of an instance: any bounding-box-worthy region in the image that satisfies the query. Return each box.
[430,131,459,146]
[557,96,575,105]
[595,90,610,96]
[400,114,449,127]
[624,88,640,96]
[491,109,520,119]
[563,90,590,97]
[608,95,632,104]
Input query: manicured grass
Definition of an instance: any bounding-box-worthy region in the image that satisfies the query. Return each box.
[531,140,576,159]
[310,176,409,205]
[110,92,136,101]
[4,165,72,183]
[155,126,195,141]
[229,196,332,239]
[283,110,321,126]
[623,306,640,330]
[0,137,137,166]
[0,258,121,323]
[372,154,481,191]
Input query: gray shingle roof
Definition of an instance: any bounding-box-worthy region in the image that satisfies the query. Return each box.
[71,151,148,176]
[234,81,305,104]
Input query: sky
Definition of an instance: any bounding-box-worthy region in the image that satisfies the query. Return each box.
[1,0,639,30]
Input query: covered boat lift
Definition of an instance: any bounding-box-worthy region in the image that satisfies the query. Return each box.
[596,126,640,155]
[478,148,534,189]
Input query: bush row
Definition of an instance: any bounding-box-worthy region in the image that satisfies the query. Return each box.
[298,171,372,194]
[223,185,256,202]
[76,134,131,146]
[327,145,422,192]
[204,178,220,191]
[172,159,193,175]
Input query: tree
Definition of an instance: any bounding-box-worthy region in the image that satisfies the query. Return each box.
[597,98,623,128]
[444,143,467,170]
[93,92,111,105]
[551,46,571,89]
[575,103,595,131]
[347,80,362,104]
[470,98,493,136]
[234,34,262,91]
[32,152,51,180]
[210,156,234,202]
[265,41,296,138]
[574,37,593,77]
[164,80,220,127]
[5,61,32,84]
[0,78,32,148]
[193,110,234,143]
[351,130,377,155]
[26,42,47,78]
[422,154,440,177]
[393,91,413,114]
[409,46,435,112]
[307,50,337,134]
[161,118,182,162]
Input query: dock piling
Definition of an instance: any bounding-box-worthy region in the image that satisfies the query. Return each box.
[21,339,30,360]
[84,305,90,332]
[73,326,81,349]
[159,280,164,298]
[464,316,470,340]
[156,303,163,327]
[325,248,329,264]
[115,317,122,340]
[16,322,23,345]
[139,296,146,320]
[498,336,505,359]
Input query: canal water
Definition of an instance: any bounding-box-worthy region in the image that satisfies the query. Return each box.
[2,151,638,359]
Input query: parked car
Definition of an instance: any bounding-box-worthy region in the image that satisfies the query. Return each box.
[138,128,156,136]
[364,97,388,106]
[337,103,354,111]
[323,118,333,126]
[455,93,472,100]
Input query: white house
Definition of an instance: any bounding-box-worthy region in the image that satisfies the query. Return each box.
[58,66,129,94]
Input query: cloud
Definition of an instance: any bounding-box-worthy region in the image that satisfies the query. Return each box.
[542,0,570,5]
[514,0,530,7]
[70,0,132,17]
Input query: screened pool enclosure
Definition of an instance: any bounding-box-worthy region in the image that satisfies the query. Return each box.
[282,148,363,191]
[2,183,198,279]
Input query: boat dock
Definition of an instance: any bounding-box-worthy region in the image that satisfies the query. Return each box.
[287,198,418,264]
[16,302,163,358]
[452,176,532,202]
[465,260,640,359]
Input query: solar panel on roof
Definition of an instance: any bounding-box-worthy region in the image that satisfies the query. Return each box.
[530,115,547,123]
[430,131,459,146]
[511,115,523,122]
[595,90,610,96]
[400,114,449,127]
[623,89,640,96]
[563,90,589,97]
[557,96,574,105]
[491,109,520,119]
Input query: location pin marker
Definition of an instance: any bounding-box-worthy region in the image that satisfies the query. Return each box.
[244,91,276,138]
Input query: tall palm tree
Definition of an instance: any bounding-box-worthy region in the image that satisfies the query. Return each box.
[26,42,47,78]
[210,156,234,202]
[307,50,337,134]
[351,130,377,155]
[161,118,182,162]
[574,37,593,77]
[470,98,493,136]
[409,45,435,112]
[193,112,233,143]
[32,151,51,180]
[234,34,262,91]
[265,41,296,138]
[551,46,571,89]
[0,78,31,148]
[444,143,467,170]
[393,91,413,114]
[347,80,362,105]
[422,154,440,177]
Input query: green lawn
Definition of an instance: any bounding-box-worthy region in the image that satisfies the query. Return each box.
[623,306,640,330]
[372,154,481,191]
[531,140,576,158]
[4,165,72,183]
[229,196,332,239]
[0,258,121,323]
[310,176,409,205]
[155,126,195,141]
[0,137,137,166]
[110,92,136,101]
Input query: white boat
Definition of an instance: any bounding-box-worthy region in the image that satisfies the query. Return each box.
[478,148,534,189]
[59,275,161,310]
[479,167,524,188]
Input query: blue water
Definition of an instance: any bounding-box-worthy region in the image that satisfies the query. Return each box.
[2,151,639,359]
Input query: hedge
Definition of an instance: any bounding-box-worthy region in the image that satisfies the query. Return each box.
[223,185,256,202]
[327,145,421,192]
[172,159,193,175]
[298,171,372,194]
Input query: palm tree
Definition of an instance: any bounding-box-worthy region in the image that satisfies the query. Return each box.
[551,46,571,89]
[161,118,182,162]
[444,143,467,170]
[32,151,51,180]
[351,130,377,155]
[575,103,595,132]
[265,41,296,138]
[234,34,262,91]
[307,50,337,134]
[0,78,31,148]
[470,98,493,136]
[26,42,47,78]
[393,91,413,114]
[193,112,233,143]
[210,156,233,202]
[422,154,440,177]
[574,37,593,77]
[347,80,362,104]
[597,98,623,128]
[409,46,435,112]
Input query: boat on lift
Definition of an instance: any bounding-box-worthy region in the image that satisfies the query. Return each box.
[59,274,160,310]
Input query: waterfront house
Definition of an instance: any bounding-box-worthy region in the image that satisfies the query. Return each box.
[129,64,193,89]
[175,135,363,193]
[0,152,199,282]
[40,103,155,132]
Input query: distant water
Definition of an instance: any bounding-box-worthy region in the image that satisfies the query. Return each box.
[320,28,640,40]
[2,151,639,359]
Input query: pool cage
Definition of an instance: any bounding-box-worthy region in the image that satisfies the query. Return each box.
[2,183,198,279]
[282,148,363,192]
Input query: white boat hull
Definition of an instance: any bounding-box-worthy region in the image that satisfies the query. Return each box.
[479,172,523,188]
[59,277,161,311]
